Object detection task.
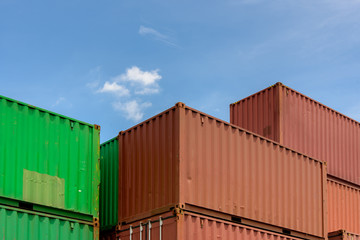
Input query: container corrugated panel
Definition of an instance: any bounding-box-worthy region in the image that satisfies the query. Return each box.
[0,205,98,240]
[118,103,327,239]
[100,137,119,230]
[118,211,304,240]
[329,230,360,240]
[328,178,360,234]
[230,82,360,185]
[0,95,100,218]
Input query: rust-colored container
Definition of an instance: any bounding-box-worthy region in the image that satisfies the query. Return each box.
[329,230,360,240]
[117,210,305,240]
[328,177,360,234]
[118,103,327,239]
[230,82,360,185]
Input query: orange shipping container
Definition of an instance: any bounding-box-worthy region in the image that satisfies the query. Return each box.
[328,178,360,234]
[328,230,360,240]
[230,82,360,185]
[118,210,305,240]
[118,103,327,239]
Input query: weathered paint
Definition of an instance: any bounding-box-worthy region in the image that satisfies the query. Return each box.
[328,230,360,240]
[118,211,304,240]
[118,103,327,238]
[328,178,360,234]
[0,95,100,218]
[230,82,360,185]
[0,205,98,240]
[100,137,119,231]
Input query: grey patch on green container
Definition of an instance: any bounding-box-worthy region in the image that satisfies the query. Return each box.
[23,169,65,208]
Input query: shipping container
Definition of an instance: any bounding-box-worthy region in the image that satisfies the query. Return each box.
[328,177,360,234]
[100,230,116,240]
[100,137,119,231]
[0,204,99,240]
[118,103,327,239]
[230,82,360,185]
[0,95,100,219]
[329,230,360,240]
[117,210,305,240]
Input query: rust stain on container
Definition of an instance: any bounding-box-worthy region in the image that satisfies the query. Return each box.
[329,230,360,240]
[328,177,360,234]
[118,103,326,238]
[230,82,360,185]
[117,211,305,240]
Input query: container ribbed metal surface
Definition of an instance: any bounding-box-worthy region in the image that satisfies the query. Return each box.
[118,103,326,238]
[100,137,119,230]
[0,95,100,217]
[328,178,360,234]
[118,211,304,240]
[0,205,97,240]
[230,82,360,185]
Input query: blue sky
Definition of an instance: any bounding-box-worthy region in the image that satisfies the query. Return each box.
[1,0,360,142]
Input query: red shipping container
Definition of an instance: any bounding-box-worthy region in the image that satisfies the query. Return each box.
[118,210,305,240]
[328,178,360,234]
[328,230,360,240]
[118,103,327,239]
[230,82,360,185]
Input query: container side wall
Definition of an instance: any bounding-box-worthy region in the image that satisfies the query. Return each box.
[180,107,325,237]
[100,137,119,230]
[0,206,96,240]
[327,178,360,234]
[0,96,99,217]
[119,211,303,240]
[230,84,280,141]
[280,86,360,185]
[329,231,360,240]
[118,107,180,222]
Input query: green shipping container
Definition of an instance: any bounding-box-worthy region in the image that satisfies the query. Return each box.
[0,95,100,219]
[0,204,99,240]
[99,137,118,231]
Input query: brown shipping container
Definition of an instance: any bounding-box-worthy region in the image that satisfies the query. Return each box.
[328,177,360,234]
[100,230,116,240]
[230,82,360,185]
[118,210,305,240]
[118,103,327,239]
[328,230,360,240]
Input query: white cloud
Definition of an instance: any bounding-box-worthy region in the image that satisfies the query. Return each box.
[135,87,160,95]
[112,100,152,121]
[97,81,130,97]
[139,25,178,47]
[115,66,162,86]
[52,97,66,107]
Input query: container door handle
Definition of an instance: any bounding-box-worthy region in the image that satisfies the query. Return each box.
[148,220,151,240]
[159,217,163,240]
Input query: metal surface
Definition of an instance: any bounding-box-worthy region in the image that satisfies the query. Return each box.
[118,211,304,240]
[0,204,98,240]
[329,230,360,240]
[100,137,119,230]
[328,177,360,234]
[0,95,100,217]
[118,103,326,238]
[230,82,360,185]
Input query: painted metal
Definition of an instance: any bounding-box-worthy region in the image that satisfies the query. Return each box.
[329,230,360,240]
[0,95,100,217]
[0,204,98,240]
[118,103,327,238]
[230,82,360,185]
[118,211,304,240]
[328,177,360,234]
[100,137,119,230]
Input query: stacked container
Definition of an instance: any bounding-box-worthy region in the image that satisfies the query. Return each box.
[230,82,360,236]
[100,102,327,240]
[0,95,100,240]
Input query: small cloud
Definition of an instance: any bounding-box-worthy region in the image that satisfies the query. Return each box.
[117,66,162,86]
[52,97,66,107]
[139,25,178,47]
[135,87,160,95]
[97,81,130,97]
[112,100,152,121]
